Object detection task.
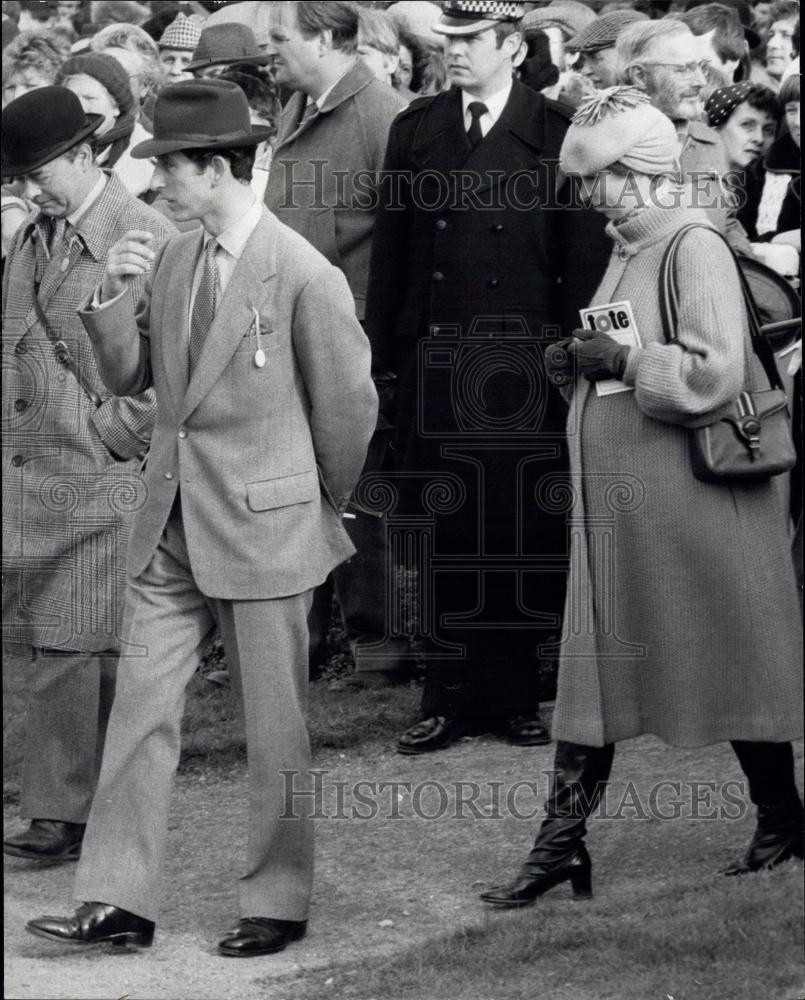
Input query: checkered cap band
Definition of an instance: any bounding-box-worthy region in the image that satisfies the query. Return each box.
[159,13,204,52]
[442,1,524,22]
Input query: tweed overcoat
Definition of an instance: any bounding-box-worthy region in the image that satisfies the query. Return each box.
[364,82,609,545]
[551,203,803,748]
[2,173,174,652]
[78,208,378,599]
[264,59,407,321]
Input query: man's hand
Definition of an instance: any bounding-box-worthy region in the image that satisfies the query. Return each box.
[101,231,155,301]
[569,327,630,382]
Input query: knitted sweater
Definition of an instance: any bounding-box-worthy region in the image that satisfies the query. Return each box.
[551,201,802,748]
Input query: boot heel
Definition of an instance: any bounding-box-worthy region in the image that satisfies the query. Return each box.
[570,866,592,899]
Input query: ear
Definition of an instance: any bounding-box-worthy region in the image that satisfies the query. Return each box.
[625,64,648,91]
[208,153,231,185]
[317,28,333,56]
[503,30,523,60]
[384,50,400,77]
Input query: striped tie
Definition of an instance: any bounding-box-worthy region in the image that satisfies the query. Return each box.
[189,238,218,374]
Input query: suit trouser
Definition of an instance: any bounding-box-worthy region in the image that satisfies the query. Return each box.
[74,500,314,923]
[20,647,116,823]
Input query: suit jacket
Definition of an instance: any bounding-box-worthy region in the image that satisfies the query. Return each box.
[79,207,378,599]
[2,172,175,652]
[264,59,407,320]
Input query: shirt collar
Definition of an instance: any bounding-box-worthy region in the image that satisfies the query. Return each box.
[461,79,513,123]
[313,66,354,111]
[66,170,107,229]
[208,193,262,260]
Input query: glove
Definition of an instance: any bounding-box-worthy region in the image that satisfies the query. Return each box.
[545,340,575,387]
[569,328,630,382]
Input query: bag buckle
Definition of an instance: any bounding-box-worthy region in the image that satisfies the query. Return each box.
[736,392,761,459]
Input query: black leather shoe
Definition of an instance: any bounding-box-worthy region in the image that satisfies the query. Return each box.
[507,715,551,747]
[480,847,593,908]
[218,917,307,957]
[26,902,154,948]
[396,716,468,755]
[4,820,85,861]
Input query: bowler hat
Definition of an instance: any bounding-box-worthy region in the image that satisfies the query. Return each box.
[186,22,271,72]
[130,79,274,159]
[1,86,103,177]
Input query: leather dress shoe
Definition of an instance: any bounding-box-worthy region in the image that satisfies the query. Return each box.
[722,802,804,876]
[480,847,593,908]
[396,716,468,755]
[4,820,85,861]
[218,917,307,957]
[507,715,551,747]
[26,902,155,948]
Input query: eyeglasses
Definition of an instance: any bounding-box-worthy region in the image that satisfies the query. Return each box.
[640,60,708,77]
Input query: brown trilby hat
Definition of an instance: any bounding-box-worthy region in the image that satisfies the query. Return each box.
[130,79,274,159]
[1,86,103,177]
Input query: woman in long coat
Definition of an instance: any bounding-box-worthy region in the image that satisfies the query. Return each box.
[481,89,803,908]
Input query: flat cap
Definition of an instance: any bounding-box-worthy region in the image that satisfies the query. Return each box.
[567,9,649,54]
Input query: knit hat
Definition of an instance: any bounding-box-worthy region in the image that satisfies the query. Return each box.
[559,87,680,177]
[523,1,596,41]
[704,82,753,128]
[159,13,204,53]
[567,9,648,54]
[57,52,135,117]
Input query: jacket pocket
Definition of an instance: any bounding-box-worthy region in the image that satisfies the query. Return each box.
[246,470,318,511]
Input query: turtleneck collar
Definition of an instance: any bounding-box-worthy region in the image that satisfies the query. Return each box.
[606,190,706,256]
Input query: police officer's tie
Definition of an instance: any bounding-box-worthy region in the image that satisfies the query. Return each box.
[189,237,218,375]
[467,101,488,150]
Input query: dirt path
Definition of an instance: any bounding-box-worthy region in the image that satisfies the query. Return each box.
[3,736,789,1000]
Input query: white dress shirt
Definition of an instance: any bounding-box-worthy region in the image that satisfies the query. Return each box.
[461,80,513,139]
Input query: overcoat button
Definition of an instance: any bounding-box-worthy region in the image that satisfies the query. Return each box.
[15,343,28,355]
[178,428,187,439]
[487,279,499,288]
[492,224,503,232]
[431,325,440,335]
[11,455,24,467]
[432,271,444,282]
[60,257,70,272]
[14,399,28,412]
[164,472,174,480]
[436,219,447,230]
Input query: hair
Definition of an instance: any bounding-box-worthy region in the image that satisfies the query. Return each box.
[778,71,800,104]
[182,145,256,183]
[282,1,358,55]
[494,19,524,51]
[90,21,161,94]
[89,0,148,26]
[743,82,784,119]
[357,7,399,57]
[2,30,66,84]
[420,44,448,95]
[218,66,281,137]
[616,18,690,82]
[680,3,746,63]
[18,0,56,22]
[768,1,800,28]
[395,28,427,91]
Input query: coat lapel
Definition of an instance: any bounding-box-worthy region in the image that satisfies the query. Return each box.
[180,211,277,422]
[161,230,201,413]
[274,59,374,150]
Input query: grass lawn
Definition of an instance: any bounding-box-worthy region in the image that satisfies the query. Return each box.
[4,640,803,1000]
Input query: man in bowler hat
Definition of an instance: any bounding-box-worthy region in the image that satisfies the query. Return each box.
[26,79,377,956]
[365,0,608,755]
[2,87,174,865]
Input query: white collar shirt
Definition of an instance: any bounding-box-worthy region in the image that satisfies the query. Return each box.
[461,79,513,138]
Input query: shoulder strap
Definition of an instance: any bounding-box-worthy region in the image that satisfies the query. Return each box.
[658,223,783,391]
[31,293,102,408]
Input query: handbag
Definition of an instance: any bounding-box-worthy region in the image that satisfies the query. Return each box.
[659,224,796,484]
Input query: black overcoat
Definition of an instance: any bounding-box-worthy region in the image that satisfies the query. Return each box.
[365,82,609,550]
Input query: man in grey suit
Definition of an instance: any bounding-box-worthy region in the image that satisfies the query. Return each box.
[264,0,409,683]
[26,79,377,957]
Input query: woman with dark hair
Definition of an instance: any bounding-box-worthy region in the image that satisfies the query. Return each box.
[218,65,282,199]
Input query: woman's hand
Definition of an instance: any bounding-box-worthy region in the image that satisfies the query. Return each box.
[569,328,630,382]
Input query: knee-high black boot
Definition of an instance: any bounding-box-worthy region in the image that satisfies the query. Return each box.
[723,741,803,875]
[480,740,615,907]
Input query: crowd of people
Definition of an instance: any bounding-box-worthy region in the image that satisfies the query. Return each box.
[1,0,801,965]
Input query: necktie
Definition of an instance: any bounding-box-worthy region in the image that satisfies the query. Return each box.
[49,218,67,254]
[467,101,488,150]
[189,238,218,374]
